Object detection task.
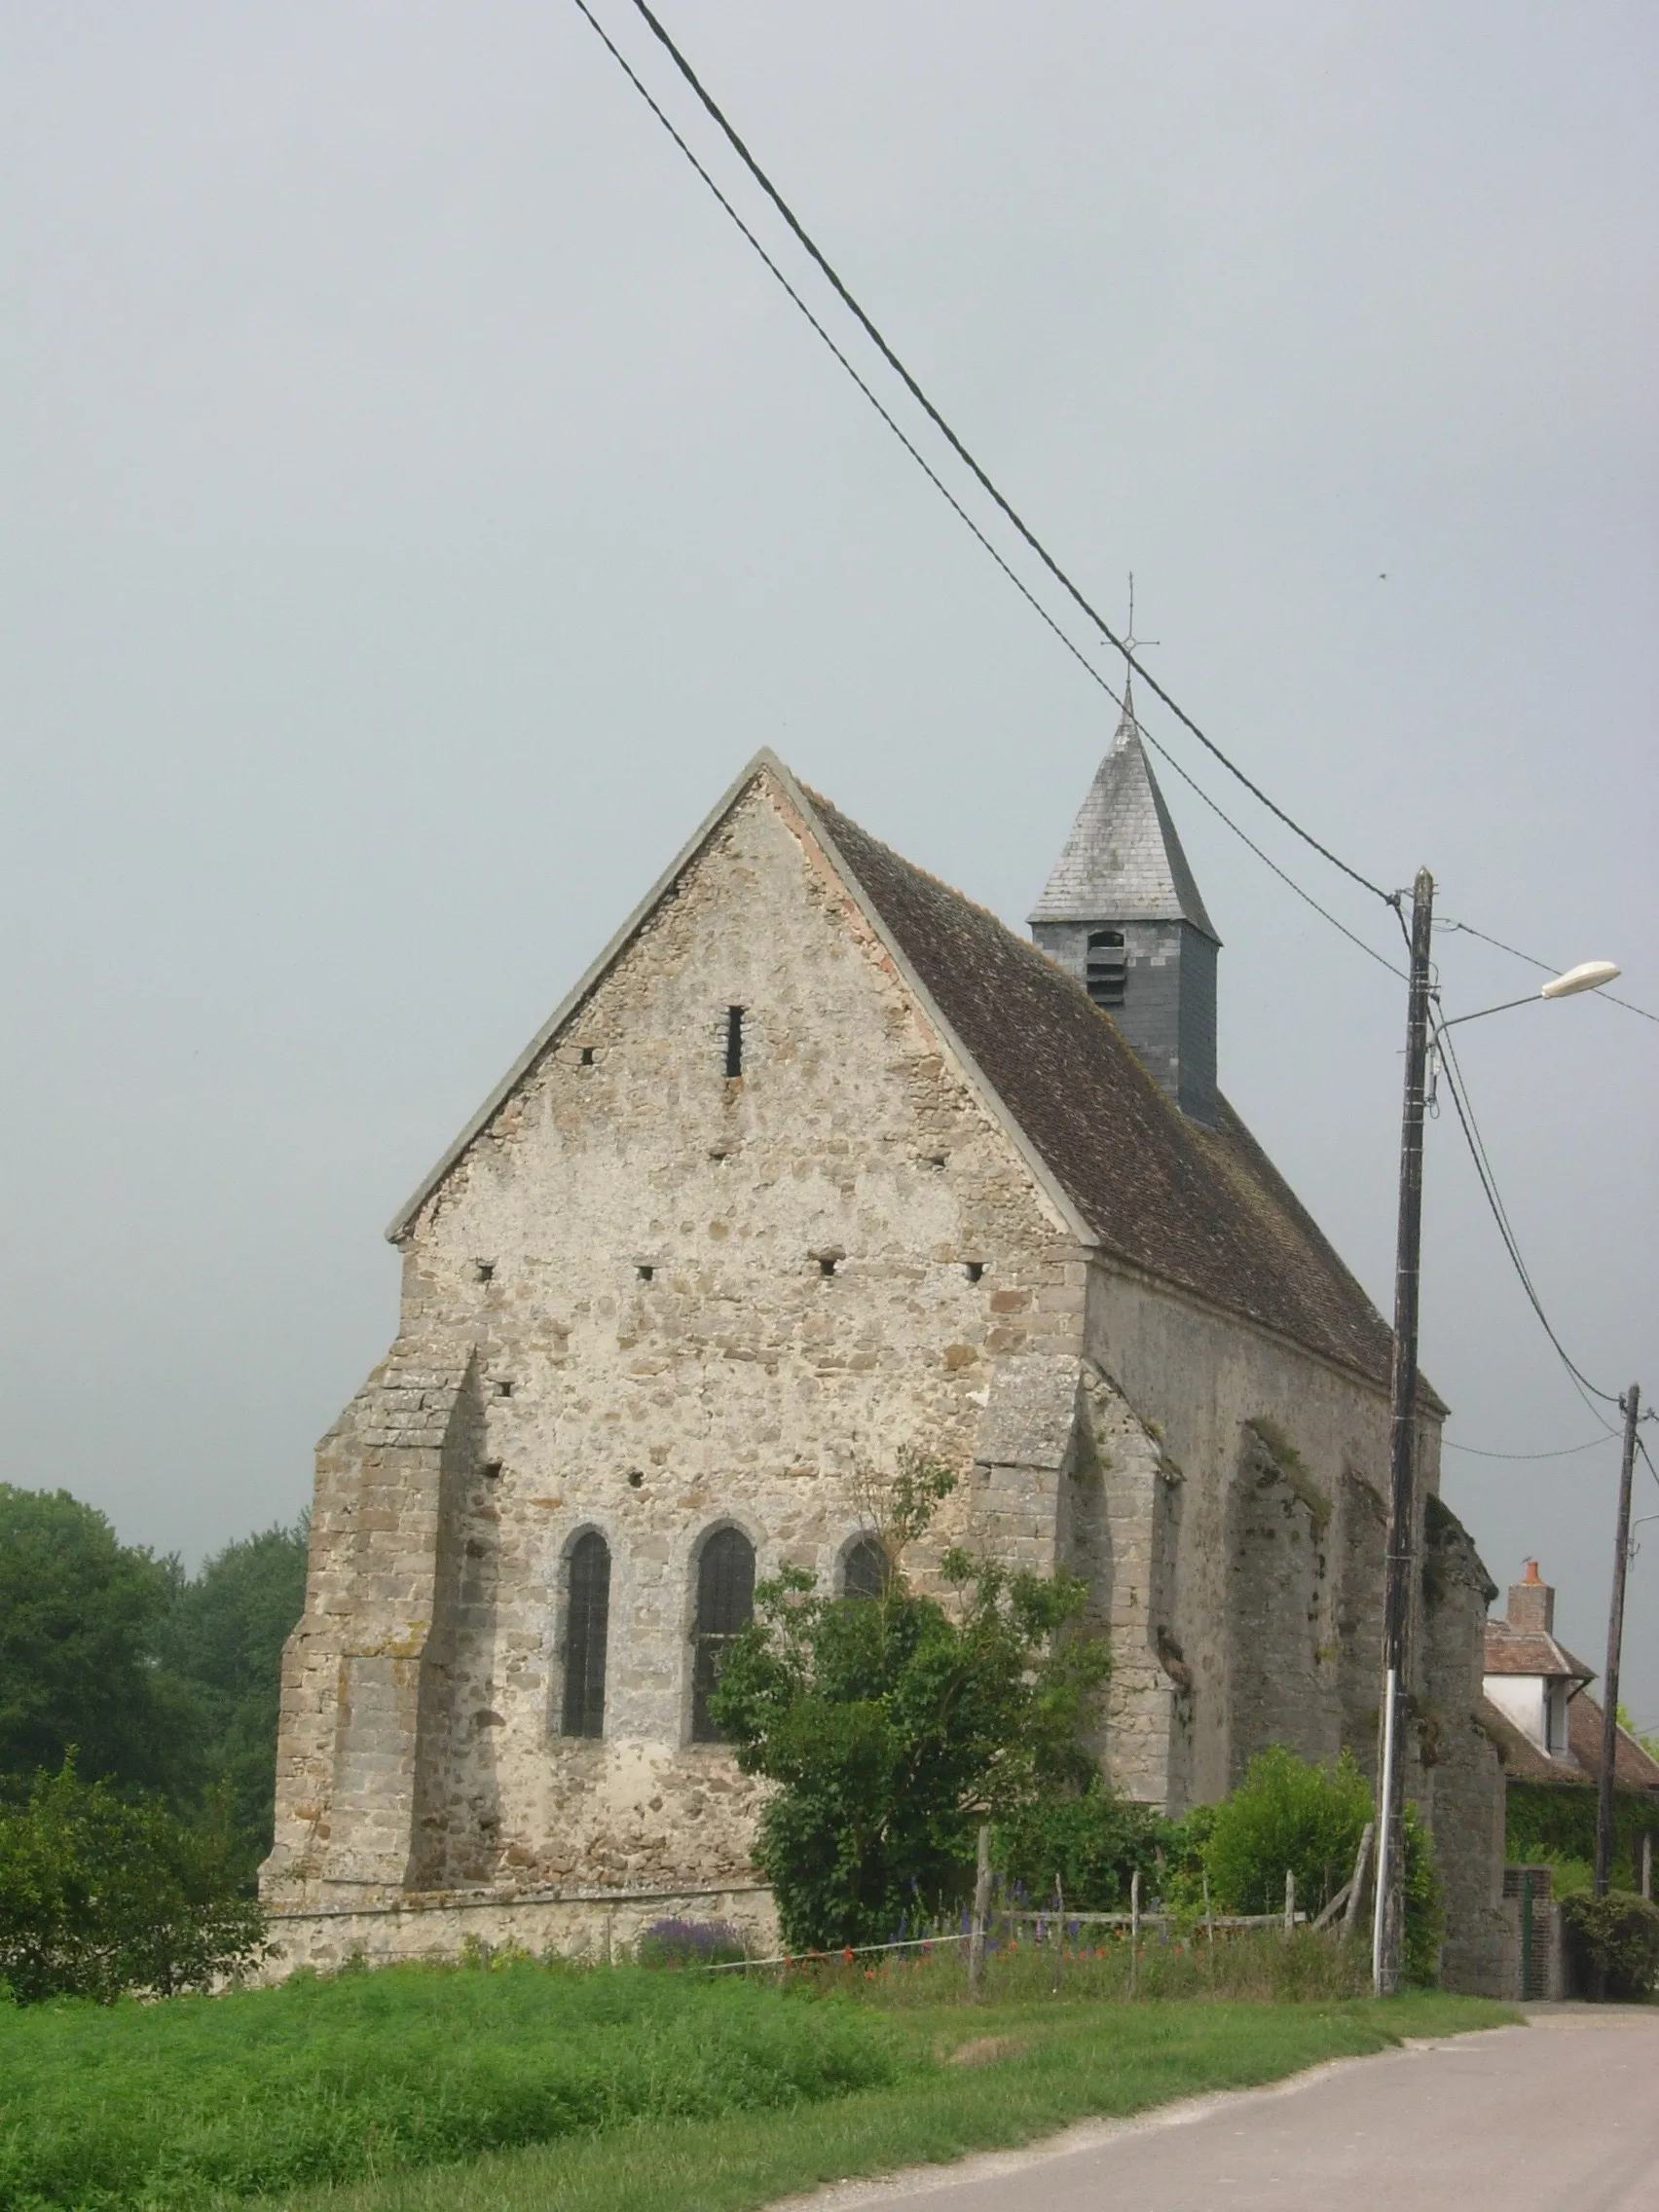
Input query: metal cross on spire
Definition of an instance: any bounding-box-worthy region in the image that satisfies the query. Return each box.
[1117,572,1159,728]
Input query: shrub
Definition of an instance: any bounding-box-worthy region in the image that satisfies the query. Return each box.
[993,1783,1170,1910]
[1196,1745,1442,1982]
[636,1918,749,1968]
[0,1758,266,2002]
[711,1456,1111,1951]
[1561,1889,1659,1999]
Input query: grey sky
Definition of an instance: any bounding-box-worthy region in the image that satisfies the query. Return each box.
[6,3,1656,1715]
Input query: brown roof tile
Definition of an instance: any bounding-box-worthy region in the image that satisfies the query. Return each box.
[1484,1621,1594,1680]
[808,792,1413,1398]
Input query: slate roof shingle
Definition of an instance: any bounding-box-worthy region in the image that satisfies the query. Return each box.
[807,786,1411,1399]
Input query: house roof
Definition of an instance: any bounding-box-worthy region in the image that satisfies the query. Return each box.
[387,754,1418,1403]
[1028,688,1220,940]
[1479,1690,1659,1796]
[1484,1620,1595,1682]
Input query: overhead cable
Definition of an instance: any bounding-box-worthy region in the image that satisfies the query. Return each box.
[1440,918,1656,1025]
[592,0,1394,908]
[568,0,1407,981]
[1441,1435,1614,1461]
[1433,1019,1622,1419]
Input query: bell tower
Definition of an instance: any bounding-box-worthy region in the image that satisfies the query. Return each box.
[1029,678,1221,1124]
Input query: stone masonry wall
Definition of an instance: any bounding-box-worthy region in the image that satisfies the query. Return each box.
[267,774,1086,1917]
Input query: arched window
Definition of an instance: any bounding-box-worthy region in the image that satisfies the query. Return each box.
[1086,929,1127,1009]
[691,1528,756,1742]
[842,1536,889,1601]
[561,1532,611,1739]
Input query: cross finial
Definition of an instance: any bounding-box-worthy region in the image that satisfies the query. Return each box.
[1122,571,1160,663]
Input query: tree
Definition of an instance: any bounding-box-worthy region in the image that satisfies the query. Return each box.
[0,1486,196,1796]
[0,1758,267,2002]
[710,1455,1110,1950]
[155,1518,310,1874]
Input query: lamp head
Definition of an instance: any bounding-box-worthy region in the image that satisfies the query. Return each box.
[1540,960,1621,1000]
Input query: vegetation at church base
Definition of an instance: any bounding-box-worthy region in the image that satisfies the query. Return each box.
[0,1952,1511,2212]
[709,1454,1111,1951]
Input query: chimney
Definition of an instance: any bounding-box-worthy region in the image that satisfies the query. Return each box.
[1507,1559,1554,1635]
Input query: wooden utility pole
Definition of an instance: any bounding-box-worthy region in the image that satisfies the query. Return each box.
[1594,1384,1642,1896]
[1374,867,1434,1996]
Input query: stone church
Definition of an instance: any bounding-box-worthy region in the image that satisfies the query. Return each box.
[265,700,1507,1988]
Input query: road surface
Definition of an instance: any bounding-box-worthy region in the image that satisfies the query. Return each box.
[788,2009,1659,2212]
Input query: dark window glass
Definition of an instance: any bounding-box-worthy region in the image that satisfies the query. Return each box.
[692,1528,756,1741]
[562,1532,611,1739]
[842,1537,888,1602]
[1086,929,1127,1009]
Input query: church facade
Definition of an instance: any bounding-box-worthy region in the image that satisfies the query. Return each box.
[264,719,1507,1988]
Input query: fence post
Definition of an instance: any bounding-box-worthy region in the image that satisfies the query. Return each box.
[1284,1869,1296,1940]
[1129,1867,1141,1997]
[968,1824,991,2001]
[1342,1824,1375,1942]
[1202,1870,1216,1982]
[1052,1876,1065,1995]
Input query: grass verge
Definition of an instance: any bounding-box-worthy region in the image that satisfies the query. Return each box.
[277,1990,1511,2212]
[0,1953,1516,2211]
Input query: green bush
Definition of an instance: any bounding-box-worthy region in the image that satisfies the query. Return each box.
[1195,1747,1441,1983]
[1561,1889,1659,1999]
[0,1758,266,2001]
[712,1456,1110,1951]
[993,1783,1170,1910]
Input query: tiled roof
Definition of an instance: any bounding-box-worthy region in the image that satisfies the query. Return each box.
[1028,692,1219,940]
[1480,1691,1659,1795]
[1568,1692,1659,1793]
[1483,1621,1594,1681]
[808,788,1410,1396]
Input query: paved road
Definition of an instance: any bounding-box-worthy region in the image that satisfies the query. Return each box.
[792,2009,1659,2212]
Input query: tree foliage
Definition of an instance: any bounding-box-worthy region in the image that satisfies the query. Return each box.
[710,1456,1110,1950]
[993,1783,1169,1910]
[1561,1889,1659,2000]
[155,1519,310,1871]
[0,1486,195,1796]
[0,1759,267,2002]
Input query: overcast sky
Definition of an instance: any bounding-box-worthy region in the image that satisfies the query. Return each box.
[5,2,1656,1717]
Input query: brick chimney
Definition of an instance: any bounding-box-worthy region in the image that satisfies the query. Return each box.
[1507,1559,1554,1634]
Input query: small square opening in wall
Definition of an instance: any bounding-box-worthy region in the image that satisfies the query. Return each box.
[579,1046,596,1066]
[964,1261,986,1283]
[627,1468,645,1489]
[818,1253,841,1276]
[474,1260,496,1283]
[495,1380,514,1398]
[636,1263,654,1282]
[481,1461,503,1482]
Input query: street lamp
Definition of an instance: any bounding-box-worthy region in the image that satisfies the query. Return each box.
[1372,873,1622,1996]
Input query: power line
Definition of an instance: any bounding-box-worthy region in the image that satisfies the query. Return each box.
[599,0,1395,909]
[1442,1435,1614,1461]
[1433,1019,1622,1419]
[568,0,1407,983]
[1440,918,1656,1025]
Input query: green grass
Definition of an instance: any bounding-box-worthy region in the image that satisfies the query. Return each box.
[0,1954,1516,2212]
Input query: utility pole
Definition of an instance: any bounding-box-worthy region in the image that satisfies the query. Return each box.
[1373,866,1434,1996]
[1594,1383,1642,1896]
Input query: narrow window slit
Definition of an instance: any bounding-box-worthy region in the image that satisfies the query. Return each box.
[724,1006,745,1079]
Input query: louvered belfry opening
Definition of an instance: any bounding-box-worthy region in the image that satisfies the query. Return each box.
[1085,929,1126,1008]
[561,1531,611,1739]
[691,1527,756,1741]
[842,1536,889,1601]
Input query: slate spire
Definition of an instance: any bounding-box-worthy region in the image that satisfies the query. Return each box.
[1029,680,1221,1125]
[1028,680,1218,940]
